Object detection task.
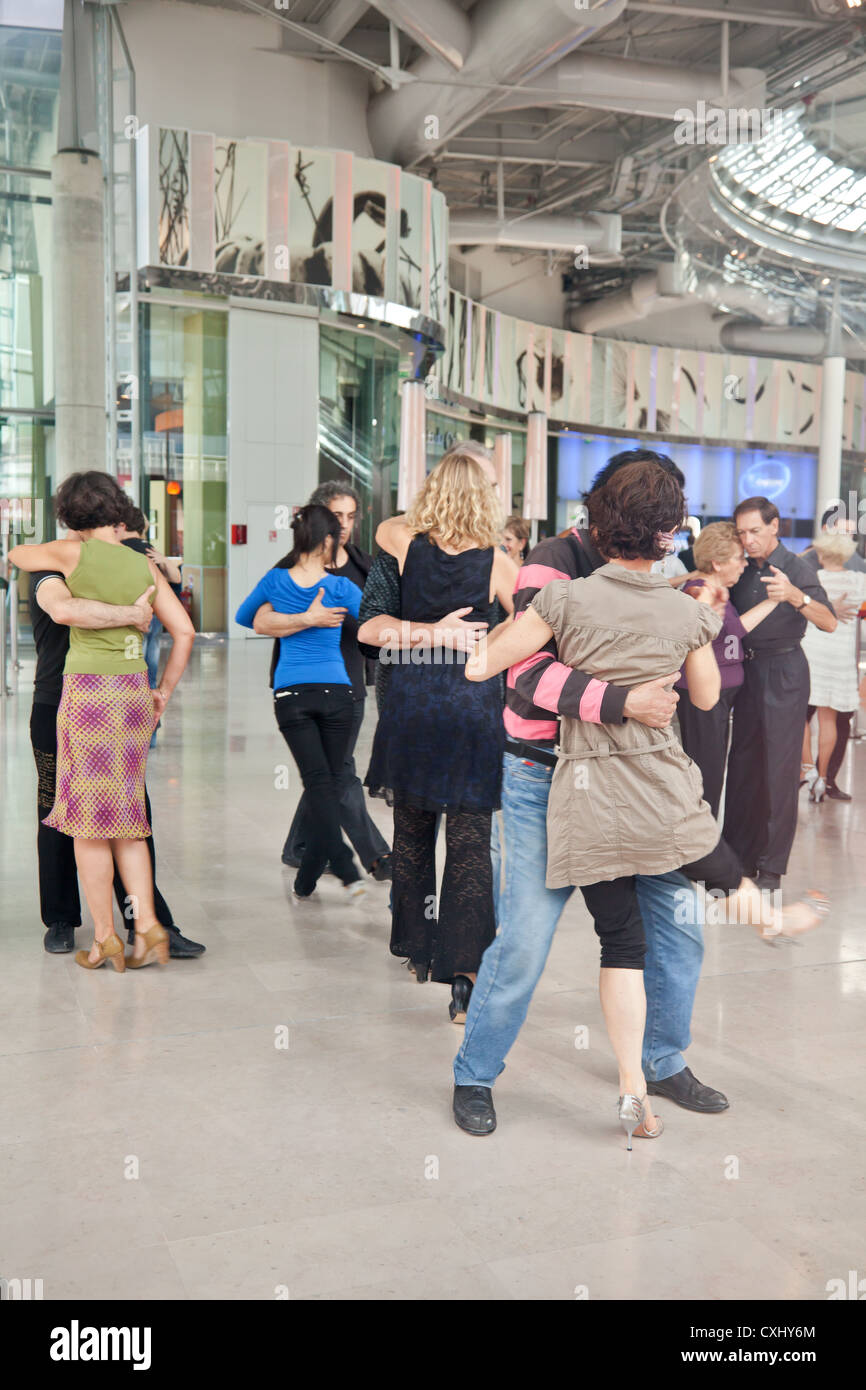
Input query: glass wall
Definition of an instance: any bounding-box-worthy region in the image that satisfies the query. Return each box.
[0,22,60,639]
[318,324,400,550]
[139,301,228,630]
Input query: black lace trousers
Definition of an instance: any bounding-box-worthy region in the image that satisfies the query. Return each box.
[390,802,496,983]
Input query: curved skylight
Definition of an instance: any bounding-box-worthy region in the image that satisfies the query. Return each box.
[713,105,866,235]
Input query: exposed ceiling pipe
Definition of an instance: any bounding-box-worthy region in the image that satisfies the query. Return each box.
[449,209,622,255]
[569,265,687,333]
[697,274,790,326]
[630,1,833,28]
[492,56,766,120]
[568,266,793,335]
[367,0,629,167]
[366,0,471,72]
[719,322,828,356]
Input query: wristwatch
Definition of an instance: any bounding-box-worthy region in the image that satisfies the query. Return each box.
[795,593,811,611]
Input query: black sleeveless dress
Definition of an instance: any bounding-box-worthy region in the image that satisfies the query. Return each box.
[365,534,504,814]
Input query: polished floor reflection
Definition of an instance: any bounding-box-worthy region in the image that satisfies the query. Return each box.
[1,641,864,1301]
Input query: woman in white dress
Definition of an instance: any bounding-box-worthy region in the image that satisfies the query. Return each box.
[801,532,866,802]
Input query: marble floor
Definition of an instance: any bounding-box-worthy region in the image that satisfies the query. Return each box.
[1,639,864,1301]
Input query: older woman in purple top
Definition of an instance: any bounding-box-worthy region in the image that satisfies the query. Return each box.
[676,522,777,818]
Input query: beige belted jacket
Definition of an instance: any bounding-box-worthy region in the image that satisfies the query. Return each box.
[531,564,724,889]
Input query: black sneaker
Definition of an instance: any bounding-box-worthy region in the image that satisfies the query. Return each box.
[44,923,76,954]
[646,1065,729,1113]
[453,1084,496,1135]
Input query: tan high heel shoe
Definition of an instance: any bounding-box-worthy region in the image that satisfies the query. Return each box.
[75,933,126,973]
[126,923,169,969]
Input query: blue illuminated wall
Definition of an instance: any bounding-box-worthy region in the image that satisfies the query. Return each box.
[555,434,817,548]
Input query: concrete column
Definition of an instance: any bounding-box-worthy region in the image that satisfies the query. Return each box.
[51,149,107,483]
[397,380,426,512]
[817,355,845,526]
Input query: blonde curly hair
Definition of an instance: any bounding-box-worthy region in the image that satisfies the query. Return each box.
[405,447,502,549]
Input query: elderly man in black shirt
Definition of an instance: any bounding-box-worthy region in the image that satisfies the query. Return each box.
[723,496,836,892]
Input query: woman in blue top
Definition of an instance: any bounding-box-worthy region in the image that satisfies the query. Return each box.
[236,504,364,900]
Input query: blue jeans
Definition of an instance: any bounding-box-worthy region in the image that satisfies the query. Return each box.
[454,753,704,1089]
[144,617,162,690]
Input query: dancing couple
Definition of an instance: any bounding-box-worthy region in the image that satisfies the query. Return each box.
[456,454,827,1147]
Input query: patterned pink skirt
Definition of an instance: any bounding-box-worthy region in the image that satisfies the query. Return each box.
[43,672,154,839]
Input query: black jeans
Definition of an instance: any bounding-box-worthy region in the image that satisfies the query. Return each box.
[274,683,360,894]
[282,696,390,871]
[29,700,175,931]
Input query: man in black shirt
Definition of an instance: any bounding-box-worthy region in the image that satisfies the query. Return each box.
[253,481,392,880]
[29,570,205,957]
[723,497,836,891]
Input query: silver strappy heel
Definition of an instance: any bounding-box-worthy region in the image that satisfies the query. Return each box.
[618,1093,664,1151]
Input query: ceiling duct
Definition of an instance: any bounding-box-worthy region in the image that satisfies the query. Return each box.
[719,322,828,357]
[366,1,471,71]
[493,56,766,122]
[367,0,628,167]
[449,210,621,256]
[568,264,686,333]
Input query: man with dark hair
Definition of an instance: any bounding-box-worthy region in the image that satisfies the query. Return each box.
[723,497,836,892]
[451,448,730,1137]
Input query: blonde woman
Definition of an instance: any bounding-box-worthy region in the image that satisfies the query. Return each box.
[801,531,866,802]
[362,448,518,1023]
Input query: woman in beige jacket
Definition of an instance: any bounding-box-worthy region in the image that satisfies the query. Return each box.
[468,461,826,1149]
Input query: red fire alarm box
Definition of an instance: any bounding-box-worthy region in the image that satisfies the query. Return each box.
[231,524,247,545]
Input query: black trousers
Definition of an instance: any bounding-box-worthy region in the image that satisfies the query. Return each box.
[676,684,738,819]
[274,683,360,894]
[806,704,852,785]
[580,837,743,971]
[722,648,809,878]
[29,700,175,931]
[389,802,495,983]
[283,696,389,871]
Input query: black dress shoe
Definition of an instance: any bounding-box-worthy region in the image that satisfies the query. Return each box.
[453,1084,496,1135]
[646,1065,729,1113]
[167,926,206,958]
[44,923,76,954]
[826,784,852,802]
[127,923,205,956]
[370,853,392,882]
[756,871,781,892]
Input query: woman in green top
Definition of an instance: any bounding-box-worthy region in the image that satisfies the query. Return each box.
[11,472,195,972]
